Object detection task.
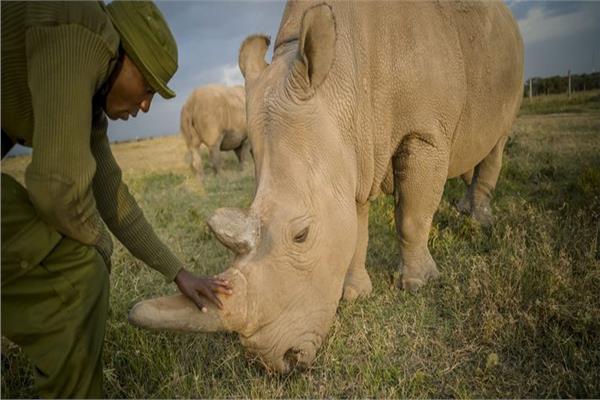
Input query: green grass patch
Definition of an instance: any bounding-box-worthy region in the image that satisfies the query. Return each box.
[519,89,600,116]
[2,114,600,397]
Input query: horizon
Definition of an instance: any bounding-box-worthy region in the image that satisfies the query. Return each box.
[5,1,600,157]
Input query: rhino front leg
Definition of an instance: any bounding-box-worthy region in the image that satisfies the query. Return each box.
[457,136,508,227]
[393,136,448,292]
[342,202,372,301]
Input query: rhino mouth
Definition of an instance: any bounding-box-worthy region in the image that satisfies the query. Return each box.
[282,341,318,372]
[266,332,323,373]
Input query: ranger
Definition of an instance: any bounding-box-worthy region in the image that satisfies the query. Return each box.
[1,1,231,397]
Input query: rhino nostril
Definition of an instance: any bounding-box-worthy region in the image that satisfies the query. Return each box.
[282,347,310,372]
[283,348,299,369]
[282,348,301,371]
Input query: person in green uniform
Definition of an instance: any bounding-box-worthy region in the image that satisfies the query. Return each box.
[1,1,232,398]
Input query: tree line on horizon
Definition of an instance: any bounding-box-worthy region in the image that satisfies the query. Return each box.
[524,72,600,97]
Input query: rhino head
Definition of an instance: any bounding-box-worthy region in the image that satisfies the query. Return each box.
[129,4,358,373]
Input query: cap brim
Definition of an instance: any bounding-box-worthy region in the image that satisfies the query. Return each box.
[157,84,176,99]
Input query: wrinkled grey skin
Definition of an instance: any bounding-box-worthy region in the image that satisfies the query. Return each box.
[130,1,524,373]
[180,84,251,178]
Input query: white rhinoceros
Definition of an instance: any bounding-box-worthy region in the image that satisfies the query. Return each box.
[130,1,524,373]
[180,84,250,178]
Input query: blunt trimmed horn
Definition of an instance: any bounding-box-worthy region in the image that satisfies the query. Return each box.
[128,268,248,333]
[207,208,259,254]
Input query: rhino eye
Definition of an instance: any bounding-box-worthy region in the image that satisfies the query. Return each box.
[293,227,309,243]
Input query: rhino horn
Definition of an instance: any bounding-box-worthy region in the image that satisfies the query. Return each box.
[207,208,259,255]
[239,34,270,82]
[129,268,248,333]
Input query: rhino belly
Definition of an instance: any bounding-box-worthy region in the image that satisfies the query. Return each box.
[220,130,246,151]
[445,2,523,179]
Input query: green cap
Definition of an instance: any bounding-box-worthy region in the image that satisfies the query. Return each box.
[106,1,178,99]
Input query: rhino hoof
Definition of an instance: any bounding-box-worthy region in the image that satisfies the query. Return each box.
[399,278,423,292]
[472,205,494,227]
[456,196,495,228]
[342,271,373,302]
[342,284,371,302]
[456,195,471,214]
[398,266,440,292]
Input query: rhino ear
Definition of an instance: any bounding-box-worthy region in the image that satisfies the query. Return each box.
[239,34,271,83]
[207,208,259,255]
[296,3,336,91]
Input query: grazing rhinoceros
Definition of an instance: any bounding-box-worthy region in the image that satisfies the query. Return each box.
[130,1,524,372]
[180,84,250,178]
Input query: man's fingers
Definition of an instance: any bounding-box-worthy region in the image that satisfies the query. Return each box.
[209,290,224,309]
[213,285,233,295]
[190,292,207,313]
[205,277,232,294]
[211,278,232,289]
[201,287,224,309]
[210,280,233,295]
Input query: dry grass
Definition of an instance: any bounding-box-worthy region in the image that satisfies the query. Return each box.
[2,106,599,397]
[519,89,600,116]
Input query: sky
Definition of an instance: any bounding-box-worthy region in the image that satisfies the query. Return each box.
[7,0,600,152]
[108,0,600,141]
[108,1,286,141]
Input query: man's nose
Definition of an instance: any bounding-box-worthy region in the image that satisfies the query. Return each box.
[140,94,154,113]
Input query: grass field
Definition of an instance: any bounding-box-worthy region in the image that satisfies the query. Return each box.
[519,89,600,116]
[2,92,599,398]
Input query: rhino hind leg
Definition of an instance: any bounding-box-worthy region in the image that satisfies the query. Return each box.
[184,147,204,181]
[456,169,474,213]
[190,147,204,181]
[342,202,372,301]
[209,144,222,175]
[234,139,251,170]
[457,136,508,227]
[392,136,447,292]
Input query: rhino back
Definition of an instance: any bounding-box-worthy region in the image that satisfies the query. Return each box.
[273,1,523,198]
[188,85,247,147]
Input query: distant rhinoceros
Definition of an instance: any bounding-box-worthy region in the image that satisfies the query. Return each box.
[180,84,250,178]
[130,1,524,372]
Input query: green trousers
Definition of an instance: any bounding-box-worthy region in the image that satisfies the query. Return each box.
[1,173,109,398]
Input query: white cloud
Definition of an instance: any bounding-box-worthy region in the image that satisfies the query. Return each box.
[518,4,598,45]
[188,63,244,88]
[221,64,244,86]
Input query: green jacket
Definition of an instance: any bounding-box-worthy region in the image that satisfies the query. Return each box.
[1,2,183,281]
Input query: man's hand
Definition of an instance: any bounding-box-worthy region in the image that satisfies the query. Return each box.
[174,269,233,312]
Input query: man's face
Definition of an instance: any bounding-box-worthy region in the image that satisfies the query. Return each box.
[104,53,155,121]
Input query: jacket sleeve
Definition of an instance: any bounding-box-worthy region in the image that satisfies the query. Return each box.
[90,110,184,281]
[24,24,112,249]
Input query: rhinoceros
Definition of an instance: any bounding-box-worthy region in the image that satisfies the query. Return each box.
[180,84,250,178]
[130,1,524,372]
